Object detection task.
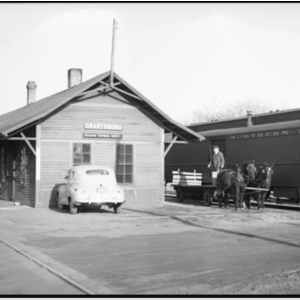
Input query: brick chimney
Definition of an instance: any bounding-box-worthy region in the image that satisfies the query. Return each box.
[68,69,82,88]
[247,111,253,127]
[26,81,37,105]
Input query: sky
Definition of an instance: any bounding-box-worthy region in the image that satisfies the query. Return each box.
[1,3,300,123]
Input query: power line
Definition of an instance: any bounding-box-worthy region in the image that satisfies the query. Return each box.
[122,22,284,37]
[120,4,212,74]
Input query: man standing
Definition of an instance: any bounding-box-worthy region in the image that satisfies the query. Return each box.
[208,145,225,173]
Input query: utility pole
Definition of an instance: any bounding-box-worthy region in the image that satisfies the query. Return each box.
[110,18,117,87]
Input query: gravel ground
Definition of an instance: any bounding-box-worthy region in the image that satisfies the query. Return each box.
[1,198,300,295]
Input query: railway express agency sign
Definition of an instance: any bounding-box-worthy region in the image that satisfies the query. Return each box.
[84,133,122,139]
[84,123,122,131]
[229,129,300,140]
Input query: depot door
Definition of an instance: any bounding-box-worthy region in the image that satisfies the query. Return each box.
[0,145,15,201]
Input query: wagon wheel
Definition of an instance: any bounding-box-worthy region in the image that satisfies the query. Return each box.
[203,190,212,206]
[176,189,185,202]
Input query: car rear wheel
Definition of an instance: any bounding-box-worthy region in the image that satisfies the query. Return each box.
[56,193,64,210]
[69,198,78,214]
[113,204,121,214]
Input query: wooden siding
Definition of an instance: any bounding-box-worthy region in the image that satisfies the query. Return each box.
[93,143,115,168]
[133,143,163,203]
[41,92,161,143]
[39,92,164,207]
[39,141,69,207]
[135,189,162,204]
[40,141,69,186]
[135,143,162,186]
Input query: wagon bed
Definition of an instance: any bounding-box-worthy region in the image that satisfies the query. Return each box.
[170,169,216,205]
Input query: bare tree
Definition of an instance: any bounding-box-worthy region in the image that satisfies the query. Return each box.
[231,97,272,117]
[181,97,286,125]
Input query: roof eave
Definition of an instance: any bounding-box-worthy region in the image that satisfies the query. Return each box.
[2,71,111,136]
[113,73,205,142]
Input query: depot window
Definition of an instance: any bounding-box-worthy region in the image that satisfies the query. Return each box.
[73,143,91,166]
[116,145,133,183]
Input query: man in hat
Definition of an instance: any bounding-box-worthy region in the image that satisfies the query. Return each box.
[208,145,225,173]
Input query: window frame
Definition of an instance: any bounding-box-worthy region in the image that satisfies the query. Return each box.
[73,143,92,166]
[116,144,134,184]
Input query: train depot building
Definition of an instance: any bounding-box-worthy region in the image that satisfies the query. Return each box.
[0,69,203,207]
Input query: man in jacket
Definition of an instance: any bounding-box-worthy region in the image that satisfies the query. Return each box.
[208,145,225,173]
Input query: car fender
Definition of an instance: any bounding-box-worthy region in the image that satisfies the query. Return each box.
[116,185,125,201]
[68,184,83,201]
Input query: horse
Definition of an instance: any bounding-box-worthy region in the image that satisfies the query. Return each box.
[216,161,256,210]
[258,163,274,209]
[239,160,257,208]
[245,163,274,209]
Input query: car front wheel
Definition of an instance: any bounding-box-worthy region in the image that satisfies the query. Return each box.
[57,193,64,210]
[69,198,78,214]
[113,204,121,214]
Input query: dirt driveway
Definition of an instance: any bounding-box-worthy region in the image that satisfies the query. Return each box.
[1,198,300,295]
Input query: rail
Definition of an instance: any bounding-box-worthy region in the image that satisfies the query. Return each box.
[0,237,96,295]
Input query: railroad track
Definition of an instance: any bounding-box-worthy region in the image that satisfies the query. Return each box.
[165,193,300,211]
[262,201,300,211]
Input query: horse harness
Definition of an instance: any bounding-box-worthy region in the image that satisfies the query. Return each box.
[216,169,246,196]
[243,169,271,197]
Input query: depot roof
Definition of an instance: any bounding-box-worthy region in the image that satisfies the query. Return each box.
[0,71,204,142]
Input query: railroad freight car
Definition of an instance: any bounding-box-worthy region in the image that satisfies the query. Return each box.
[165,118,300,202]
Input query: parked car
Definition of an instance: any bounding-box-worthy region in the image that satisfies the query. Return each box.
[57,165,125,214]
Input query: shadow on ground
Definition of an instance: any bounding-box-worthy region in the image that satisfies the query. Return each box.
[49,206,115,215]
[125,206,300,250]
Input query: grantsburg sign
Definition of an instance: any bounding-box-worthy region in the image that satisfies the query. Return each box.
[84,123,122,131]
[83,122,123,139]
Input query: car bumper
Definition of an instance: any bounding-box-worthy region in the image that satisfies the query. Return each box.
[74,198,126,205]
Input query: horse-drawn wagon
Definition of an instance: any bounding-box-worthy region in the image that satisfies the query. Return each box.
[171,169,216,206]
[171,162,274,210]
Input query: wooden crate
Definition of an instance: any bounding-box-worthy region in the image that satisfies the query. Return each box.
[171,169,202,186]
